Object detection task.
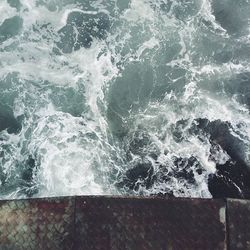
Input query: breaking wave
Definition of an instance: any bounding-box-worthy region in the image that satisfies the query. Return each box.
[0,0,250,199]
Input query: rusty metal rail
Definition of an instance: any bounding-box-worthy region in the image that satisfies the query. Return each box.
[0,196,248,249]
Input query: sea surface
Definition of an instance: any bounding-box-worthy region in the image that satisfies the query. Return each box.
[0,0,250,199]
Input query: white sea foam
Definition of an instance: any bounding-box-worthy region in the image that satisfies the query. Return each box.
[0,0,250,199]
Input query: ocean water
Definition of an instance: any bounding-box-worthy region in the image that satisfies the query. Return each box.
[0,0,250,199]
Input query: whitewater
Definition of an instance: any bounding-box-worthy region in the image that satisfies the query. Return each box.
[0,0,250,199]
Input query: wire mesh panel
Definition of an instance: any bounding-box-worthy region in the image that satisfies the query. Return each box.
[227,199,250,250]
[75,197,226,250]
[0,197,74,250]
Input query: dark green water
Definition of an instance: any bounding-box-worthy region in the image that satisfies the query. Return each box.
[0,0,250,199]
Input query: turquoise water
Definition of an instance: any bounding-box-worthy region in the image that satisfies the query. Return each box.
[0,0,250,199]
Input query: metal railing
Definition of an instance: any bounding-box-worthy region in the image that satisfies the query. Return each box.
[0,196,248,249]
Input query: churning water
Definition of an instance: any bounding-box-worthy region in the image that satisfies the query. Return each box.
[0,0,250,199]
